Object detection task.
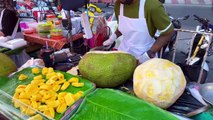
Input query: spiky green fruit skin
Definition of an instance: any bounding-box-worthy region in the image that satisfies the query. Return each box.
[79,51,137,87]
[0,53,17,76]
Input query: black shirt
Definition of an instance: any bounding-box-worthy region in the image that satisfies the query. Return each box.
[1,9,20,36]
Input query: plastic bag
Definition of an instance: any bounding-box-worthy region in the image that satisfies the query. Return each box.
[18,58,45,71]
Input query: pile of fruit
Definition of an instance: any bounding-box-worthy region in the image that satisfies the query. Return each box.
[13,67,84,118]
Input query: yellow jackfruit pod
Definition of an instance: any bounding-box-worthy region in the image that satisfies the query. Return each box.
[43,107,55,118]
[39,84,51,90]
[48,94,57,101]
[49,107,55,118]
[41,98,47,103]
[46,79,56,85]
[61,82,70,91]
[55,79,66,85]
[19,99,31,105]
[19,92,31,99]
[38,105,48,112]
[46,72,56,80]
[32,68,40,74]
[19,74,28,81]
[49,75,58,81]
[58,92,67,103]
[52,84,61,92]
[43,93,51,100]
[58,97,65,103]
[73,91,84,101]
[77,91,84,95]
[13,92,20,99]
[31,101,37,109]
[14,101,21,108]
[38,90,47,96]
[43,109,54,119]
[15,87,26,94]
[27,114,43,120]
[48,90,57,96]
[46,100,60,108]
[56,72,64,80]
[42,90,55,100]
[56,103,67,113]
[72,83,84,87]
[68,77,79,83]
[44,91,56,100]
[31,79,45,86]
[33,75,43,80]
[43,110,51,118]
[48,67,54,74]
[17,85,27,89]
[58,92,67,97]
[24,107,36,116]
[42,67,48,75]
[38,82,45,86]
[31,93,42,102]
[25,84,39,95]
[20,106,27,113]
[64,93,75,106]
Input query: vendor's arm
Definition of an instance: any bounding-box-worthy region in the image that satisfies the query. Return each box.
[115,28,122,38]
[114,2,122,38]
[147,1,174,57]
[148,30,173,57]
[1,9,19,37]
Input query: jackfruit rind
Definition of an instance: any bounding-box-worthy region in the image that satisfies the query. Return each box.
[0,53,17,76]
[79,51,137,87]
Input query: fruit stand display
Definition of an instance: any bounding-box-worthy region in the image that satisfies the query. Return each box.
[0,67,95,119]
[0,47,211,120]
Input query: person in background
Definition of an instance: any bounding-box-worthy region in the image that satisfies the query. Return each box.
[0,0,30,67]
[0,0,21,38]
[103,0,174,63]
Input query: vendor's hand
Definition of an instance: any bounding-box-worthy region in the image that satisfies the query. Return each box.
[103,33,117,46]
[138,52,151,64]
[138,50,156,64]
[147,50,156,58]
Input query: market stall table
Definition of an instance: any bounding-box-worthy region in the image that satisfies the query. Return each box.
[0,46,26,55]
[23,33,84,50]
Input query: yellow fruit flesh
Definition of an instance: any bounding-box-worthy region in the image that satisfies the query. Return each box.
[72,83,84,87]
[19,74,28,81]
[32,68,40,74]
[68,77,79,83]
[13,67,85,118]
[28,114,43,120]
[61,82,70,90]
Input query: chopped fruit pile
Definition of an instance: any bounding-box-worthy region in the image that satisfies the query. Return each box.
[14,67,84,118]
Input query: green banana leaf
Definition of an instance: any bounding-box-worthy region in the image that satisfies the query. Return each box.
[70,89,178,120]
[0,67,95,120]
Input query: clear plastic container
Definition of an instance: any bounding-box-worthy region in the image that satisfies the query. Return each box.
[0,89,50,120]
[46,14,57,26]
[50,29,63,39]
[37,23,51,38]
[37,23,51,32]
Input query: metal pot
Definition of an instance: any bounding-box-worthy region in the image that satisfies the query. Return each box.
[199,83,213,105]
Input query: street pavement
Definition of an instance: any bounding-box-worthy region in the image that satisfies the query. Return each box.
[164,4,213,83]
[94,3,213,83]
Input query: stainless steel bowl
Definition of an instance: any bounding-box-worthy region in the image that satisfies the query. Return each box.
[199,83,213,105]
